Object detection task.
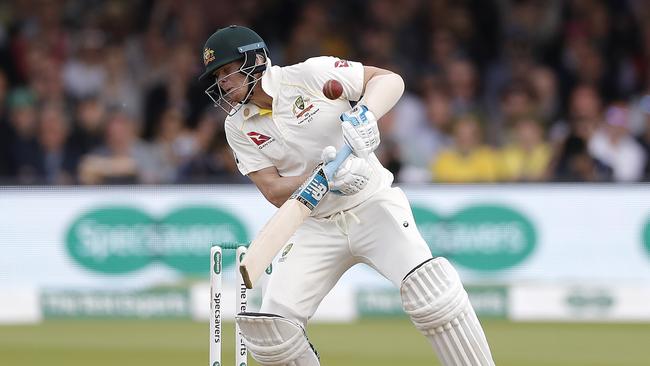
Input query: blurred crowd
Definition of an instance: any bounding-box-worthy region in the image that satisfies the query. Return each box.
[0,0,649,185]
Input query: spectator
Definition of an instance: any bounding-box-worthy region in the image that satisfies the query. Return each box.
[400,84,454,182]
[388,81,452,183]
[0,69,8,119]
[492,80,538,145]
[63,29,107,99]
[496,0,561,52]
[0,69,11,177]
[431,115,498,183]
[560,24,612,102]
[499,117,552,182]
[36,103,79,184]
[636,95,650,181]
[100,43,142,121]
[372,108,403,181]
[78,110,166,184]
[588,105,646,182]
[143,44,205,139]
[6,88,41,184]
[177,131,248,184]
[529,66,560,122]
[549,84,603,145]
[445,57,481,117]
[174,106,242,184]
[152,107,196,181]
[24,0,69,64]
[68,95,107,156]
[357,25,397,70]
[484,33,537,127]
[284,2,350,65]
[423,85,454,141]
[550,116,605,182]
[125,28,169,91]
[25,47,66,106]
[191,108,222,159]
[426,28,462,74]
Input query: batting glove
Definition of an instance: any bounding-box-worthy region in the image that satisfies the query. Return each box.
[340,104,380,159]
[321,146,371,195]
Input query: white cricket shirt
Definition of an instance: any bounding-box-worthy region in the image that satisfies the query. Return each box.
[224,56,393,217]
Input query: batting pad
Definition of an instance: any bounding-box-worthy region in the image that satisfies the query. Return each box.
[400,258,495,366]
[235,312,320,366]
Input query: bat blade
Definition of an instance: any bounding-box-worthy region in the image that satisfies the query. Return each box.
[240,199,310,288]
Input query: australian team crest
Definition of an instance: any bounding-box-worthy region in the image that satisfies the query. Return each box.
[292,96,306,114]
[203,48,215,66]
[291,95,319,124]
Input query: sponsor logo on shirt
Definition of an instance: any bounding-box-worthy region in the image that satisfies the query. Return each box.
[334,59,350,68]
[292,95,320,125]
[247,131,275,149]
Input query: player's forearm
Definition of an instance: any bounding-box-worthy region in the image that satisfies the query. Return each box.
[359,73,405,119]
[263,172,312,208]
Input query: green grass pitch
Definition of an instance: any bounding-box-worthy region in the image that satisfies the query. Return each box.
[1,318,649,365]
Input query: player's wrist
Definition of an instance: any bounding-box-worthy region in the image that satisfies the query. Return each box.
[340,105,380,158]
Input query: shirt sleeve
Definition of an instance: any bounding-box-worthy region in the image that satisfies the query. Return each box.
[224,121,274,176]
[299,56,365,101]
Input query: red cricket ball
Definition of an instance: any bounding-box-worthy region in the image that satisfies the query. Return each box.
[323,79,343,100]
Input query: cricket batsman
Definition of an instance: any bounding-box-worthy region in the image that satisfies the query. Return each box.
[199,25,495,366]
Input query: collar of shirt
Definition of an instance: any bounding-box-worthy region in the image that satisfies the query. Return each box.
[241,58,280,120]
[261,58,280,99]
[241,104,272,120]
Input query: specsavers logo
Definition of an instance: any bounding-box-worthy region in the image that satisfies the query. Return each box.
[66,206,248,274]
[565,288,614,312]
[412,204,536,271]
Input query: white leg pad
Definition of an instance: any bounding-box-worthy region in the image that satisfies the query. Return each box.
[235,313,320,366]
[401,258,495,366]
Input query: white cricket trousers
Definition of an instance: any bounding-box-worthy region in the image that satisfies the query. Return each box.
[260,187,433,326]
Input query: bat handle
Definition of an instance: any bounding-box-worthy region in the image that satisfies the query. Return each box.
[323,144,352,181]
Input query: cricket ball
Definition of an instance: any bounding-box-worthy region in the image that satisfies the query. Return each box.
[323,79,343,100]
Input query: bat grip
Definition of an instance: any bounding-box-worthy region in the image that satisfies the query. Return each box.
[323,144,352,181]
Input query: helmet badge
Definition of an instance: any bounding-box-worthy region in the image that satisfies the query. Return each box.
[203,48,215,66]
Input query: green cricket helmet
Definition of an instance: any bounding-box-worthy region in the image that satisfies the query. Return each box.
[200,25,269,116]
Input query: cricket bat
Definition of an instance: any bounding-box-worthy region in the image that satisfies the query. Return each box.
[239,144,352,288]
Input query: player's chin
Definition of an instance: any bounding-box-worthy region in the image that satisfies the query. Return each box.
[225,89,246,104]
